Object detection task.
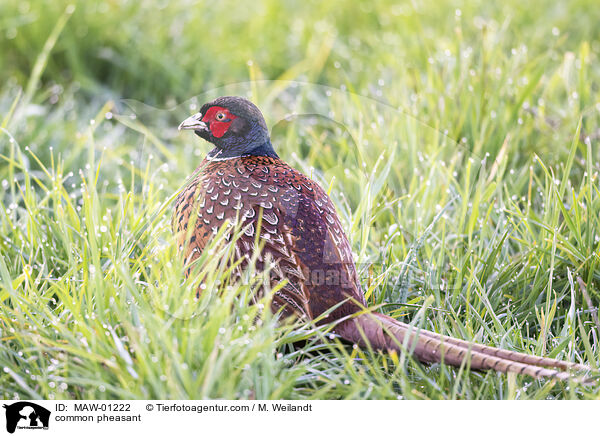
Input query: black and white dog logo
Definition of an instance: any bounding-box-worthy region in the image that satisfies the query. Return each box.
[3,402,51,433]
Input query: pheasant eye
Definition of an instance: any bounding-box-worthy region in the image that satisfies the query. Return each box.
[216,112,226,121]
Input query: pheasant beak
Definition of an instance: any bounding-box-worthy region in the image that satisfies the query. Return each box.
[178,113,208,131]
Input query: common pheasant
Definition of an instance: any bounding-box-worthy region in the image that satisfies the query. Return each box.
[173,96,588,380]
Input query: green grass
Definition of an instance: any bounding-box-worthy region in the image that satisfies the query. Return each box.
[1,0,600,399]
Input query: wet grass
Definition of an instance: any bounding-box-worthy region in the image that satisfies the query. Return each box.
[0,0,599,399]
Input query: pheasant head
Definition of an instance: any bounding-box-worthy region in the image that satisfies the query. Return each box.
[179,96,277,160]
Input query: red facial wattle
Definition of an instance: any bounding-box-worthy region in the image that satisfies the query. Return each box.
[202,106,238,138]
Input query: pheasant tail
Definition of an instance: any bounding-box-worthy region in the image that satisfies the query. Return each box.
[336,312,588,380]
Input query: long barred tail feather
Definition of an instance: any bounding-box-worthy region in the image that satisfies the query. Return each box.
[335,312,591,381]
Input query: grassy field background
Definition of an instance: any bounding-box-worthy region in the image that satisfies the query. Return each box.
[1,0,599,399]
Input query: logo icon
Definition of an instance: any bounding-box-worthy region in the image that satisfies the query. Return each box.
[2,402,51,434]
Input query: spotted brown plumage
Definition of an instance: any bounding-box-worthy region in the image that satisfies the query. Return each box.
[173,155,364,321]
[173,96,590,380]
